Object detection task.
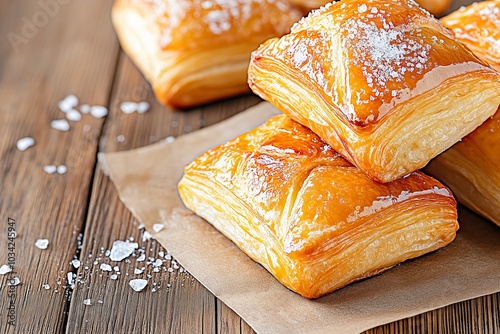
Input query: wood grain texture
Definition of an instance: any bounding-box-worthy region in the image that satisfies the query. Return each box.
[0,0,119,333]
[65,53,261,334]
[1,0,499,333]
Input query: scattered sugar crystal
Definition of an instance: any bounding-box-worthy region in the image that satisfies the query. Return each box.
[90,106,108,119]
[80,104,91,114]
[153,267,160,273]
[358,3,367,13]
[168,268,174,273]
[43,165,57,174]
[153,259,162,267]
[67,272,74,287]
[142,231,152,242]
[136,254,146,262]
[113,266,120,272]
[57,165,67,174]
[158,251,164,258]
[66,109,82,122]
[115,135,125,143]
[137,102,150,114]
[58,95,78,113]
[35,239,49,250]
[120,102,137,114]
[109,240,138,261]
[0,265,12,275]
[16,137,35,151]
[71,259,81,268]
[134,268,143,275]
[42,284,50,290]
[105,250,111,257]
[98,300,104,304]
[161,136,176,143]
[110,274,118,280]
[152,224,164,233]
[165,253,172,260]
[100,263,112,272]
[138,224,145,230]
[129,279,148,292]
[8,277,20,286]
[83,299,92,305]
[51,119,70,132]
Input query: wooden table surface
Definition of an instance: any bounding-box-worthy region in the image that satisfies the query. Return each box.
[0,0,498,333]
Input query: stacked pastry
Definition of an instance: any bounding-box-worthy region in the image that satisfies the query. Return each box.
[112,0,302,109]
[179,0,500,299]
[425,0,500,226]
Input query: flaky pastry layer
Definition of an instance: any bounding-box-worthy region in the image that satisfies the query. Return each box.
[425,2,500,227]
[178,115,459,299]
[112,0,301,109]
[248,0,500,183]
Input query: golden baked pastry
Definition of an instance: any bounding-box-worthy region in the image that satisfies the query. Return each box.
[248,0,500,183]
[286,0,331,13]
[415,0,453,16]
[440,0,500,71]
[112,0,301,109]
[289,0,452,16]
[425,1,500,227]
[178,115,459,299]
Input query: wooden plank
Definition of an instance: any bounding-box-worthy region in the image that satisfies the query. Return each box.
[0,0,119,333]
[65,53,260,333]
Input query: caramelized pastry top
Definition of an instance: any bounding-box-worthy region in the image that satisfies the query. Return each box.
[253,0,490,126]
[441,0,500,71]
[137,0,301,52]
[186,115,455,256]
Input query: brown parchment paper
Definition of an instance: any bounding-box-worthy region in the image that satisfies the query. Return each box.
[99,102,500,334]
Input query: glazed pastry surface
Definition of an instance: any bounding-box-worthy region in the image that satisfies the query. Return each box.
[426,1,500,227]
[178,115,459,299]
[248,0,500,183]
[112,0,301,109]
[440,0,500,71]
[289,0,452,16]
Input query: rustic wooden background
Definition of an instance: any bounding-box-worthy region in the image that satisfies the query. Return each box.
[0,0,498,333]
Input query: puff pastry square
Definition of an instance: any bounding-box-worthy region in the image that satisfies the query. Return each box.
[248,0,500,183]
[440,0,500,72]
[112,0,301,109]
[178,115,459,299]
[425,1,500,227]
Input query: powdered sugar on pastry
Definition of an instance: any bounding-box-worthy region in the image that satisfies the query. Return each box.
[442,1,500,64]
[346,186,452,223]
[148,0,299,49]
